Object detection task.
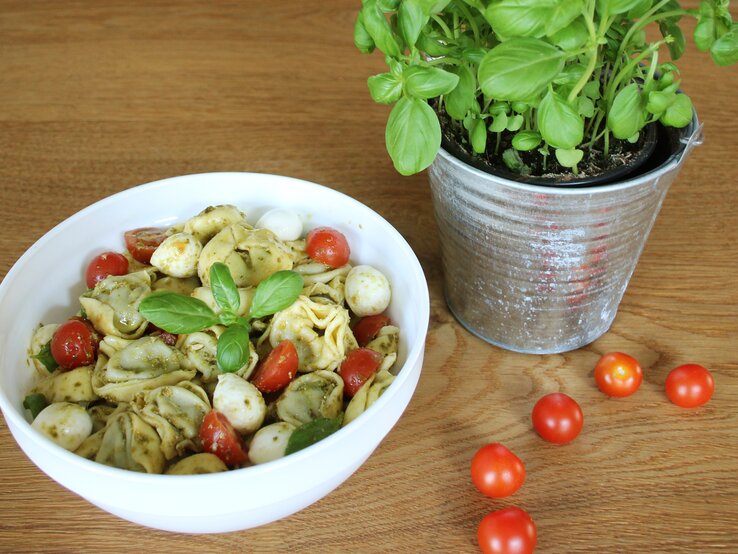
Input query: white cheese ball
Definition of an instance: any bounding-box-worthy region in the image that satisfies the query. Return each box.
[248,421,296,465]
[31,402,92,451]
[150,232,202,278]
[345,265,392,316]
[213,373,266,434]
[255,208,302,241]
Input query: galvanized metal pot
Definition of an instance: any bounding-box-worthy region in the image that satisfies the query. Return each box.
[428,117,703,354]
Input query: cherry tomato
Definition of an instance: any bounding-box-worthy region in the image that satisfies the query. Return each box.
[594,352,643,398]
[250,340,299,393]
[147,324,178,346]
[50,318,100,370]
[470,443,525,498]
[85,251,129,288]
[338,347,383,397]
[199,410,249,466]
[478,507,537,554]
[665,364,714,408]
[124,227,167,264]
[353,314,391,347]
[305,227,350,268]
[532,392,583,444]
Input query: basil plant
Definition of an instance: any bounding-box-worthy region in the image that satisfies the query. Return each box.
[355,0,738,176]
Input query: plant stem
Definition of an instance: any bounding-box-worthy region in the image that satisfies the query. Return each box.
[457,2,480,43]
[567,1,605,104]
[431,14,454,39]
[606,40,666,106]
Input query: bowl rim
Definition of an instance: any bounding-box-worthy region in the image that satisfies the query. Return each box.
[0,171,430,484]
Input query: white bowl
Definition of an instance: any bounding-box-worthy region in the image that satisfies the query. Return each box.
[0,172,429,533]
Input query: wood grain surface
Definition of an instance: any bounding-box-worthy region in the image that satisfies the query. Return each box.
[1,2,736,552]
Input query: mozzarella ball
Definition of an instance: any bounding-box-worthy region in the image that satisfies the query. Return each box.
[255,208,302,241]
[345,265,392,316]
[248,421,296,465]
[150,232,202,278]
[213,373,266,434]
[32,402,92,451]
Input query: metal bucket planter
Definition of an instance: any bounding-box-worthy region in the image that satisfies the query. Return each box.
[428,116,703,354]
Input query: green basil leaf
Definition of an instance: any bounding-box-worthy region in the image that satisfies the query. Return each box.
[646,90,675,114]
[537,90,584,149]
[403,66,460,99]
[248,270,304,320]
[555,147,584,168]
[444,65,475,120]
[385,96,441,175]
[362,0,402,58]
[479,38,565,102]
[32,340,58,373]
[469,118,487,154]
[627,132,640,144]
[660,93,693,127]
[216,323,251,373]
[462,47,488,65]
[693,15,716,52]
[627,0,653,19]
[545,0,583,37]
[597,0,643,16]
[139,291,218,333]
[368,73,403,104]
[577,96,595,117]
[378,0,400,10]
[506,113,524,132]
[660,20,686,60]
[490,102,510,116]
[512,130,542,151]
[398,0,428,47]
[502,148,531,174]
[607,83,646,139]
[210,262,241,315]
[488,112,508,133]
[354,12,376,54]
[710,27,738,66]
[553,63,586,86]
[549,17,588,51]
[582,80,601,100]
[485,0,553,39]
[285,417,342,456]
[415,0,451,15]
[23,393,48,419]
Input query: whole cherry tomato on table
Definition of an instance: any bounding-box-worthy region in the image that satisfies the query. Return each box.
[665,364,714,408]
[478,506,537,554]
[470,443,525,498]
[305,227,350,268]
[532,392,583,444]
[50,318,100,370]
[250,339,299,394]
[85,251,129,288]
[594,352,643,397]
[199,410,249,466]
[124,227,167,264]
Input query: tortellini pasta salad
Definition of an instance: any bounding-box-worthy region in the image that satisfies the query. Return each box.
[24,205,400,475]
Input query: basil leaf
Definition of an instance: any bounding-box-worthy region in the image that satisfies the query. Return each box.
[469,118,487,154]
[385,96,441,175]
[415,0,451,15]
[660,93,693,128]
[444,65,476,120]
[248,270,304,320]
[368,73,403,104]
[607,83,646,139]
[660,20,686,60]
[403,66,459,99]
[646,90,675,115]
[555,147,584,168]
[23,393,48,419]
[478,38,565,102]
[216,322,251,373]
[398,0,428,48]
[545,0,583,37]
[484,0,551,39]
[512,130,542,151]
[538,90,584,150]
[362,0,402,58]
[210,262,241,315]
[710,26,738,66]
[32,340,58,373]
[550,18,588,51]
[354,12,376,54]
[139,291,218,333]
[598,0,644,15]
[285,417,342,456]
[488,112,508,133]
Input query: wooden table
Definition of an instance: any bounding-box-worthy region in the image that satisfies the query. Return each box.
[1,2,736,552]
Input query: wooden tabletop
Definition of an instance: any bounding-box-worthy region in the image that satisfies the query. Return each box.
[1,2,736,552]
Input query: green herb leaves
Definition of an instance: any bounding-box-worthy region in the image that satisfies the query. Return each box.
[32,341,58,373]
[23,393,48,419]
[285,417,342,455]
[139,263,303,373]
[386,96,441,175]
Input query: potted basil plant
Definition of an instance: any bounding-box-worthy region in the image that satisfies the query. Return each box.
[355,0,737,353]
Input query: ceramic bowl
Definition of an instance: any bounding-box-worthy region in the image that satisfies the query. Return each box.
[0,172,429,533]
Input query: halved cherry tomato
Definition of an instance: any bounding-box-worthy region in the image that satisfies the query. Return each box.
[353,314,391,347]
[305,227,350,268]
[85,251,129,289]
[594,352,643,398]
[250,340,299,393]
[478,506,537,554]
[50,318,100,370]
[471,443,525,498]
[124,227,167,264]
[665,364,714,408]
[532,392,583,444]
[199,410,249,466]
[338,347,383,397]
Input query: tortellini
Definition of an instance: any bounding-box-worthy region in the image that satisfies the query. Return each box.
[183,204,247,244]
[95,410,166,474]
[275,370,344,427]
[31,365,99,403]
[80,270,152,339]
[165,453,228,475]
[150,232,202,278]
[179,330,258,383]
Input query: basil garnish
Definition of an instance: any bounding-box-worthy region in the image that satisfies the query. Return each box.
[31,340,58,373]
[285,417,342,456]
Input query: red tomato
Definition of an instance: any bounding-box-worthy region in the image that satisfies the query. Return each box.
[532,392,583,444]
[353,314,391,347]
[594,352,643,398]
[250,340,299,393]
[50,319,100,370]
[124,227,167,264]
[305,227,350,268]
[85,251,129,288]
[478,507,537,554]
[338,347,383,397]
[470,443,525,498]
[199,410,249,466]
[665,364,714,408]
